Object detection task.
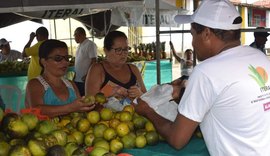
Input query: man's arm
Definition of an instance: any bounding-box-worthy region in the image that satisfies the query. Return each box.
[134,98,199,149]
[170,41,183,63]
[22,32,36,57]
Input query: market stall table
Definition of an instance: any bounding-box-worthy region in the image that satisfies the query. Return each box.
[123,137,209,156]
[0,59,172,112]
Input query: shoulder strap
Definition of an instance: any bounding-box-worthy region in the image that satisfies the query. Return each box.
[100,63,110,89]
[62,78,74,90]
[36,76,49,90]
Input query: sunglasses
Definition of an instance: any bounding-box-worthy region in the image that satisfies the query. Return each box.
[46,55,72,62]
[111,46,131,55]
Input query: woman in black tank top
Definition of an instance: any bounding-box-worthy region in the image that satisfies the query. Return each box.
[85,31,147,100]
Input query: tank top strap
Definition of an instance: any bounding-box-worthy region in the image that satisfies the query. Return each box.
[61,78,74,90]
[36,76,49,90]
[100,63,110,88]
[127,64,137,84]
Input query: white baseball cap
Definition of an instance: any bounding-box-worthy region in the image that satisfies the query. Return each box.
[174,0,242,30]
[0,38,11,47]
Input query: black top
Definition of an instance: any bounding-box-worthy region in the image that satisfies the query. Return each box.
[100,63,137,89]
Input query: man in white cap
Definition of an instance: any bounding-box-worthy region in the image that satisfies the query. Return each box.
[0,38,22,62]
[134,0,270,155]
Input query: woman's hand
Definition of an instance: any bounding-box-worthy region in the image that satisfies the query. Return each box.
[128,85,143,99]
[72,98,96,112]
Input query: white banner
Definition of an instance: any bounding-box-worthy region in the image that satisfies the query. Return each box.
[0,0,143,13]
[15,8,106,19]
[111,7,189,27]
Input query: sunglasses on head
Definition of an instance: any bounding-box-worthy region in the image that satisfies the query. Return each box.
[46,55,72,62]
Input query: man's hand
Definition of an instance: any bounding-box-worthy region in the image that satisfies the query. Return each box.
[169,41,175,51]
[29,32,36,41]
[133,98,154,117]
[22,32,36,57]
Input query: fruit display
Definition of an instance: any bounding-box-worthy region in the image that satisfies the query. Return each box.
[131,42,167,61]
[0,61,29,75]
[0,56,75,76]
[0,93,203,155]
[97,42,168,63]
[0,104,162,155]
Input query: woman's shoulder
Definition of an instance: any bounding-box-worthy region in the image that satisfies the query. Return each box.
[127,63,140,72]
[90,62,104,71]
[91,62,103,68]
[27,77,43,90]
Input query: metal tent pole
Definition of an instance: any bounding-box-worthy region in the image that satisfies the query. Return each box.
[155,0,161,84]
[53,19,57,39]
[68,18,73,55]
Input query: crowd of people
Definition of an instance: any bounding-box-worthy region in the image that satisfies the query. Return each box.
[22,29,146,118]
[1,0,270,155]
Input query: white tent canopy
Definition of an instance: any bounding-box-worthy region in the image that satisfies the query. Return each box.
[0,0,143,13]
[0,0,185,83]
[0,0,183,14]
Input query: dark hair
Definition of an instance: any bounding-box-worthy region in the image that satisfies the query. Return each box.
[191,23,241,42]
[36,27,49,38]
[39,39,68,74]
[254,27,269,38]
[185,49,193,53]
[104,31,127,50]
[75,27,86,36]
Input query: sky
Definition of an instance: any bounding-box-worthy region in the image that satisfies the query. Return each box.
[0,21,50,52]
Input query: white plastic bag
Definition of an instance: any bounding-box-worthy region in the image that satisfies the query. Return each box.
[104,97,124,111]
[134,84,178,121]
[104,97,131,111]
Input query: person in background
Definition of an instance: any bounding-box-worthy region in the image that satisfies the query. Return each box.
[249,27,270,55]
[134,0,270,155]
[73,27,97,96]
[170,41,193,80]
[22,26,49,80]
[25,39,95,118]
[85,30,147,103]
[0,38,22,62]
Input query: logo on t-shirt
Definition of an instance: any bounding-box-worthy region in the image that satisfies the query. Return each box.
[249,65,268,88]
[249,65,270,111]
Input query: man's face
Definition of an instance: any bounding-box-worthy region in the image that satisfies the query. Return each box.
[256,36,268,46]
[0,43,10,52]
[74,30,81,43]
[185,51,193,60]
[191,27,206,61]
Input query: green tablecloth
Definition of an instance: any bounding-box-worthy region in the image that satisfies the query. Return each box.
[123,137,209,156]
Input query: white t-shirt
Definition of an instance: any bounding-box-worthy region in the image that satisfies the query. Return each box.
[179,45,270,156]
[74,39,97,82]
[180,58,193,76]
[0,50,22,62]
